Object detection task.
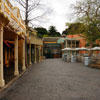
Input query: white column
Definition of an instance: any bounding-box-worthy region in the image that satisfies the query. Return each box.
[42,46,43,61]
[71,41,72,56]
[14,35,19,76]
[29,43,32,65]
[39,46,41,63]
[66,40,68,48]
[34,45,37,63]
[75,40,77,55]
[22,40,26,70]
[0,24,5,87]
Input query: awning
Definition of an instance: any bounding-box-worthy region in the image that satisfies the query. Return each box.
[91,47,100,50]
[57,38,65,43]
[3,40,11,48]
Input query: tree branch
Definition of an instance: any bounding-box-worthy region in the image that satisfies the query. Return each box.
[16,0,26,8]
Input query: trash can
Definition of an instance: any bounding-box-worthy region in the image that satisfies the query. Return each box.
[71,55,76,63]
[66,55,71,62]
[71,55,73,62]
[73,56,76,62]
[84,57,90,66]
[64,54,67,61]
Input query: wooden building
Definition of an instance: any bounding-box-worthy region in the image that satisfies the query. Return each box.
[0,0,26,87]
[27,29,43,64]
[43,37,62,58]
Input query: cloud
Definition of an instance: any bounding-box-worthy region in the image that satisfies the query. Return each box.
[10,0,78,33]
[44,0,76,33]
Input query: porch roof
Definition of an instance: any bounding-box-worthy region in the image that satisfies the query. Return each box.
[27,36,43,46]
[0,0,26,38]
[43,37,60,43]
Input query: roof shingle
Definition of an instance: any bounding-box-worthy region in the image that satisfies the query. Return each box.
[43,37,60,42]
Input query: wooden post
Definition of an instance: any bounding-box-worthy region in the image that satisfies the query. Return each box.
[42,46,43,61]
[75,40,77,55]
[71,40,72,56]
[29,43,32,65]
[66,40,68,47]
[0,24,5,87]
[14,35,19,76]
[39,46,41,62]
[22,40,26,70]
[34,45,37,63]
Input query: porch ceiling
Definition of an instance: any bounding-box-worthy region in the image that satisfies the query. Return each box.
[4,27,17,41]
[27,36,43,46]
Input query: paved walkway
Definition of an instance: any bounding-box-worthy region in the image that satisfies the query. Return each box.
[1,59,100,100]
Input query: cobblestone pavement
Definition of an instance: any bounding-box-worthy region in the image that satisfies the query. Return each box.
[1,59,100,100]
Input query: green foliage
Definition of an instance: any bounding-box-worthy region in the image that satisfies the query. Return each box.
[62,30,67,35]
[85,21,100,43]
[62,29,68,35]
[34,26,61,38]
[70,0,100,47]
[34,27,48,38]
[43,34,49,37]
[68,22,86,35]
[55,32,61,37]
[48,26,61,37]
[62,22,86,35]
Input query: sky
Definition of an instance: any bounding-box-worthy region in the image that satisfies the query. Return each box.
[10,0,77,33]
[44,0,77,33]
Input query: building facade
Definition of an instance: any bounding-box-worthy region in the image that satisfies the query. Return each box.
[43,37,62,58]
[66,34,86,55]
[27,29,43,64]
[0,0,43,88]
[0,0,26,87]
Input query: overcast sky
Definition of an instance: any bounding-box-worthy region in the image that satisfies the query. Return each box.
[44,0,77,33]
[10,0,78,33]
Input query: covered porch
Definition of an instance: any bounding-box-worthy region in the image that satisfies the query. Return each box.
[0,0,26,87]
[27,35,43,65]
[0,24,26,86]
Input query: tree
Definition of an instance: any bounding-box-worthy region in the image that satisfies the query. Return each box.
[71,0,100,47]
[63,22,86,35]
[43,34,49,37]
[10,0,51,64]
[62,30,67,35]
[55,32,61,37]
[34,27,48,38]
[48,26,61,37]
[12,0,52,31]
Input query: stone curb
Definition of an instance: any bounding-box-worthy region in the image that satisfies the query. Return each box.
[0,65,32,97]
